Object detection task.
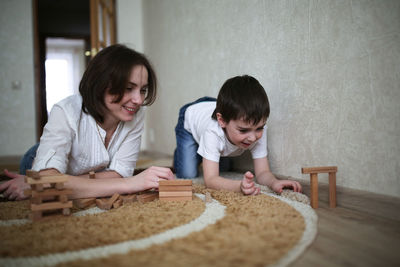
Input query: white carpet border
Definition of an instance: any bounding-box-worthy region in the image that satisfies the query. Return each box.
[265,191,318,267]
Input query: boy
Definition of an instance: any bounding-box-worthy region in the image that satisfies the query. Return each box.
[174,75,301,195]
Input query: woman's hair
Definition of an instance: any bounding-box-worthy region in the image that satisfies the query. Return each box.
[79,44,157,123]
[212,75,270,125]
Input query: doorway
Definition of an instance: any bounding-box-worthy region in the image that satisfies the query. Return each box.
[33,0,117,139]
[33,0,91,138]
[45,38,86,114]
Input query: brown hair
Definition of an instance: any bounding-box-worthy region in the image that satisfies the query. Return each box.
[212,75,269,125]
[79,44,157,123]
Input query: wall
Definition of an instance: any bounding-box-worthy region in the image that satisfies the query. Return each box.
[0,0,36,156]
[117,0,150,150]
[138,0,399,197]
[1,0,398,197]
[116,0,144,52]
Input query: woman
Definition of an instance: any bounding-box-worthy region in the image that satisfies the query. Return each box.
[1,44,174,200]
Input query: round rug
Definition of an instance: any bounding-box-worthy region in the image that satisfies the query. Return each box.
[0,184,317,267]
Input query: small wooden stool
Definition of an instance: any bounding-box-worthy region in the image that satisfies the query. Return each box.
[301,166,337,209]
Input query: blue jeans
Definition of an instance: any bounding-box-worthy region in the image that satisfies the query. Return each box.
[173,97,231,178]
[19,143,39,175]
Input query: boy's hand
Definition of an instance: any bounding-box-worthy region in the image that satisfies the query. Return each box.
[271,179,302,194]
[0,169,30,200]
[240,171,261,195]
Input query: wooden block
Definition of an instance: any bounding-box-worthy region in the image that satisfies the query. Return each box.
[41,173,65,176]
[31,196,43,205]
[89,171,96,179]
[160,196,192,202]
[26,175,69,185]
[54,183,64,190]
[329,172,337,208]
[120,194,137,204]
[137,192,158,203]
[31,201,73,211]
[301,166,337,174]
[108,193,120,206]
[310,173,319,209]
[26,169,40,179]
[59,194,68,203]
[159,180,192,186]
[96,198,111,210]
[32,184,44,192]
[159,185,192,191]
[95,193,120,210]
[159,191,192,197]
[29,188,73,198]
[73,198,96,209]
[113,199,123,209]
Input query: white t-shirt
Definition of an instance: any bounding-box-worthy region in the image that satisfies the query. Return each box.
[183,101,268,162]
[32,94,145,177]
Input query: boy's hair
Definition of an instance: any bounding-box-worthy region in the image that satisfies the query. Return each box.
[212,75,269,125]
[79,44,157,123]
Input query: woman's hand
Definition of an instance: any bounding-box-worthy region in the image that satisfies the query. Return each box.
[127,166,174,192]
[240,171,261,196]
[271,179,302,194]
[0,169,30,200]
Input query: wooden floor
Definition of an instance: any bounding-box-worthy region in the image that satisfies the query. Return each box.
[293,182,400,267]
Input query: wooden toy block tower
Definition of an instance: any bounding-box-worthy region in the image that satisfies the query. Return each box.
[159,180,193,201]
[25,170,73,221]
[302,166,337,209]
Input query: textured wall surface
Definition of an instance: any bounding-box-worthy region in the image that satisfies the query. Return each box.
[116,0,144,53]
[0,0,36,156]
[140,0,400,197]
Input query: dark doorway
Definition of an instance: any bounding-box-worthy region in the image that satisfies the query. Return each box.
[34,0,91,139]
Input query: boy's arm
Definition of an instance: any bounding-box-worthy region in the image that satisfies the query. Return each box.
[254,157,302,193]
[202,158,242,192]
[253,157,276,187]
[202,158,260,195]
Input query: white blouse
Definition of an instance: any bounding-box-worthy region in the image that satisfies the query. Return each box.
[32,94,145,177]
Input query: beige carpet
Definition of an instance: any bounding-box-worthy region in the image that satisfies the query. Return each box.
[0,174,317,267]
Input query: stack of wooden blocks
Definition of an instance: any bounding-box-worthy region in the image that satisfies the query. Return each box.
[25,170,73,221]
[301,166,337,209]
[159,180,193,201]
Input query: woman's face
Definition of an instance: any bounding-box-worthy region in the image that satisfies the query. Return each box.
[104,65,148,124]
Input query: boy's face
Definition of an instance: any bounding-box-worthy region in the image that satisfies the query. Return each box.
[217,113,266,149]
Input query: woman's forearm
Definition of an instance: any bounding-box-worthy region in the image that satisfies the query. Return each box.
[65,176,131,199]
